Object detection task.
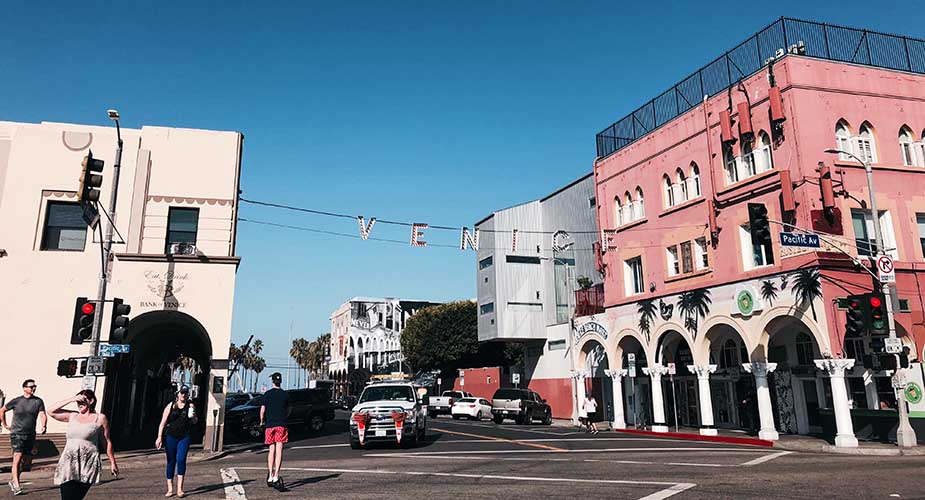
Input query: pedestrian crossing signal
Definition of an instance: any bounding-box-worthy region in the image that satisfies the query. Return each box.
[57,359,78,377]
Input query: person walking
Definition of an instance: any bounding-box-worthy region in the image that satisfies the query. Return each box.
[156,386,197,497]
[583,394,600,434]
[260,373,290,492]
[1,379,47,495]
[48,390,118,500]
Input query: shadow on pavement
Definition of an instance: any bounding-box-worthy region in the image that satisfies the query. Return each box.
[185,478,255,496]
[283,473,340,489]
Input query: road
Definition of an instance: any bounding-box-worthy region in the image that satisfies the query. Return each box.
[6,412,925,499]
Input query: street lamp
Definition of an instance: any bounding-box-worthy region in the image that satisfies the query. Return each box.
[823,148,917,448]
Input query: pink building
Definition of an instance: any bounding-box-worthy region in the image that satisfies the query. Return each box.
[580,18,925,446]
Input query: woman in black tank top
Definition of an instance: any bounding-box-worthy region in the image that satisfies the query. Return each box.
[155,387,197,497]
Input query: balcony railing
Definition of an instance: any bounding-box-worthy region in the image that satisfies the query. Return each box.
[596,17,925,159]
[575,284,605,317]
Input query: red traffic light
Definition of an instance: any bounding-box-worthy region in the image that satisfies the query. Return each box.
[848,299,860,309]
[869,296,882,308]
[81,303,95,315]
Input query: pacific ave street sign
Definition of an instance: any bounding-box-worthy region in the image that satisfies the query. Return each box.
[779,232,820,248]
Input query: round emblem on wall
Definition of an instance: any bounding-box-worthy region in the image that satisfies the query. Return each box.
[905,382,923,405]
[737,290,755,316]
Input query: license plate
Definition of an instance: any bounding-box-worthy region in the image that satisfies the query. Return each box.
[503,410,509,414]
[375,430,386,437]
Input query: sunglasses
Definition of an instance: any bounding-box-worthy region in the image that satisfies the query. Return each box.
[25,386,37,389]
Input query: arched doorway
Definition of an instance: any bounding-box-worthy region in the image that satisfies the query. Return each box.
[655,330,698,429]
[618,335,649,428]
[703,323,753,432]
[580,340,611,424]
[764,315,825,435]
[102,310,212,450]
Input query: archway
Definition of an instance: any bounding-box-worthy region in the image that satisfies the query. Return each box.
[579,339,611,424]
[102,310,212,450]
[655,329,698,429]
[617,334,649,427]
[702,322,754,432]
[764,315,825,435]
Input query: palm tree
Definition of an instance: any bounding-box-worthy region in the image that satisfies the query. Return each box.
[637,299,657,343]
[290,338,310,388]
[791,267,823,321]
[676,288,712,339]
[760,280,779,306]
[251,356,266,392]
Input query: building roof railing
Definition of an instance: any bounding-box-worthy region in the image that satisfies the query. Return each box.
[595,17,925,159]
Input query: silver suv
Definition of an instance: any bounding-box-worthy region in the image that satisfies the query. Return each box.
[349,382,427,449]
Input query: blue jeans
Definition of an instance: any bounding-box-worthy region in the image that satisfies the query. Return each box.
[165,435,190,479]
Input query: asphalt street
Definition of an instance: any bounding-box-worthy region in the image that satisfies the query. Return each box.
[5,412,925,499]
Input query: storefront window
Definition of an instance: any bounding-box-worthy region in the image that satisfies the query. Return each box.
[847,377,868,409]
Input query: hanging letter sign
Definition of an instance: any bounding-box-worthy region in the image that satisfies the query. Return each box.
[357,216,376,240]
[410,223,428,247]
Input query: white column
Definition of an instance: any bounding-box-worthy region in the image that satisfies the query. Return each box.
[742,362,779,441]
[687,364,718,436]
[643,364,670,433]
[816,359,859,448]
[570,370,586,425]
[604,369,627,429]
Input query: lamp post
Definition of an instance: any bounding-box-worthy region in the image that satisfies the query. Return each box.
[824,148,916,448]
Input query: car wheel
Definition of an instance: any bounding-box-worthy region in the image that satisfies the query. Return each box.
[452,414,461,420]
[308,415,325,433]
[428,411,437,418]
[248,425,263,441]
[401,428,419,449]
[524,411,533,425]
[472,411,482,421]
[350,438,363,450]
[492,415,504,424]
[543,411,553,425]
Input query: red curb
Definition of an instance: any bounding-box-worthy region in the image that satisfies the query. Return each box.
[612,428,774,447]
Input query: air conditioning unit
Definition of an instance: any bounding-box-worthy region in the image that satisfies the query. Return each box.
[168,242,198,255]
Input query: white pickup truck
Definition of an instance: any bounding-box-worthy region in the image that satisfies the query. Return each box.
[428,390,473,417]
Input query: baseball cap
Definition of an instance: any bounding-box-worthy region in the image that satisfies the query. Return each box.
[179,385,190,394]
[271,372,282,384]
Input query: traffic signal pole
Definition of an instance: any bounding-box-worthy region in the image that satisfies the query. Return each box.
[87,114,124,392]
[857,156,917,448]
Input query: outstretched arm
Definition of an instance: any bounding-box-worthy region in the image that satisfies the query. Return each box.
[47,396,80,423]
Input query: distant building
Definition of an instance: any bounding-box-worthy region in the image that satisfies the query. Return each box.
[0,119,243,451]
[328,297,440,396]
[475,173,600,418]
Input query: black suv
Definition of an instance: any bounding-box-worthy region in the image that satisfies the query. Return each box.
[490,388,552,425]
[225,388,336,440]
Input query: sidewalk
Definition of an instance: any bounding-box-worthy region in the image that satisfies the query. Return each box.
[555,420,925,456]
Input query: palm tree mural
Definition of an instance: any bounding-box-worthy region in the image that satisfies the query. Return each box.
[760,280,779,306]
[637,299,657,343]
[676,288,712,339]
[791,267,823,321]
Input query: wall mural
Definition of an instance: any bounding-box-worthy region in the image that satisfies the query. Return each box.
[760,280,779,306]
[676,288,712,340]
[659,299,674,321]
[791,267,823,322]
[773,369,798,434]
[637,299,657,343]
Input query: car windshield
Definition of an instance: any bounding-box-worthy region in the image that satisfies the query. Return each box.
[493,389,525,400]
[445,392,464,398]
[245,395,264,406]
[359,385,415,403]
[457,398,476,403]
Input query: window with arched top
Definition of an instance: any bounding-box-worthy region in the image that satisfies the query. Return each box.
[634,187,645,219]
[623,192,634,223]
[720,339,739,369]
[899,126,917,166]
[755,132,773,173]
[741,139,756,178]
[920,130,925,167]
[676,168,688,203]
[835,120,853,160]
[723,143,738,184]
[689,163,701,197]
[614,196,623,226]
[664,174,675,208]
[857,122,877,163]
[795,332,814,366]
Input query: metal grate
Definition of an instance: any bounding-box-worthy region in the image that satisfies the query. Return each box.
[595,17,925,159]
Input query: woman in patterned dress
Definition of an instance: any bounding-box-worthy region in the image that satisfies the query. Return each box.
[48,390,118,500]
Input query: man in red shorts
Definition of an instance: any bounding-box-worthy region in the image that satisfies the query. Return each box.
[260,372,290,491]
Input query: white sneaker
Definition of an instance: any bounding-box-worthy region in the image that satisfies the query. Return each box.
[10,482,23,496]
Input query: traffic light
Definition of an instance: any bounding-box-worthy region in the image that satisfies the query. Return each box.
[57,359,78,377]
[747,203,771,245]
[844,295,867,338]
[70,297,96,345]
[109,298,131,343]
[78,150,104,204]
[868,292,888,336]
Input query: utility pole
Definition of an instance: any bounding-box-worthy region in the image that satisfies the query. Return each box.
[88,110,124,392]
[825,148,917,448]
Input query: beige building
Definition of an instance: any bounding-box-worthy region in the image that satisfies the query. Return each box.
[0,120,242,451]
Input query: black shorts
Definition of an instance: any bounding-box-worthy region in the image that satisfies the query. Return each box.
[10,433,36,455]
[586,412,597,421]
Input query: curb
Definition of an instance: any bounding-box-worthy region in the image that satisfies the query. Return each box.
[611,428,774,447]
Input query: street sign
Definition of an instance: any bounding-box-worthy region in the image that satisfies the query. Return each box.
[885,337,903,354]
[86,356,105,375]
[81,375,95,390]
[437,378,442,386]
[99,344,130,357]
[667,363,676,376]
[512,373,521,384]
[877,255,896,283]
[779,232,820,248]
[628,367,637,378]
[628,353,636,363]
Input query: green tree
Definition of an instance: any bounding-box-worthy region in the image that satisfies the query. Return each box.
[290,338,310,388]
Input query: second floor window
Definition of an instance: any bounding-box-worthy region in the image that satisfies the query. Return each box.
[917,214,925,259]
[739,223,774,270]
[479,303,494,315]
[851,209,897,259]
[624,257,644,296]
[165,207,199,254]
[479,255,493,269]
[41,202,87,251]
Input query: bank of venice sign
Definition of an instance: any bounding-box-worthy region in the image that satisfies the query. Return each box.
[731,286,763,318]
[574,321,609,343]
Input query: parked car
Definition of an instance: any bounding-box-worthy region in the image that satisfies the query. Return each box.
[428,390,473,417]
[334,395,358,410]
[451,397,492,421]
[224,392,256,411]
[490,388,552,425]
[225,388,335,440]
[349,381,427,449]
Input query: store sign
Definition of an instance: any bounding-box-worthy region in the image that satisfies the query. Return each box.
[731,286,763,317]
[574,321,609,343]
[139,270,190,309]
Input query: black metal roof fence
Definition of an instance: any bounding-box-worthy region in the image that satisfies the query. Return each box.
[595,17,925,159]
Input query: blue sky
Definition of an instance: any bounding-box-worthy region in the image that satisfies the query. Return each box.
[4,2,923,375]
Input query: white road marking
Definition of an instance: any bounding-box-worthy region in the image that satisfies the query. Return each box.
[368,446,773,456]
[289,443,351,449]
[220,468,247,500]
[450,421,578,436]
[738,450,792,466]
[234,466,696,500]
[376,454,727,468]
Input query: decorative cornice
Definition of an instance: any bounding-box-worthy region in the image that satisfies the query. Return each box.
[147,195,234,207]
[742,362,777,377]
[42,190,78,200]
[686,364,718,379]
[814,358,855,376]
[642,364,670,378]
[114,253,241,266]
